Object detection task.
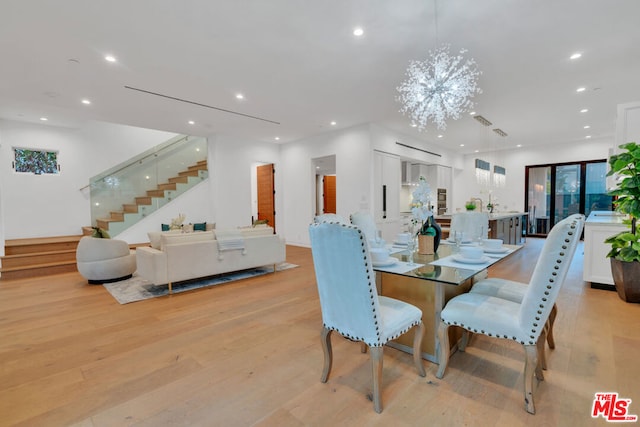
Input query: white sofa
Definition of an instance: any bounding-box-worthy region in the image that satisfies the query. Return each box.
[136,227,286,292]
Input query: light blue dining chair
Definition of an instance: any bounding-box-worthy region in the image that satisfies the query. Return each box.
[309,221,426,413]
[436,213,584,414]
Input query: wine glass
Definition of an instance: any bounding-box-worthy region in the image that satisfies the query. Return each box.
[406,235,416,265]
[454,231,463,253]
[375,229,383,247]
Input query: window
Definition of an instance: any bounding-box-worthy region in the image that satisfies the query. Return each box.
[13,148,59,175]
[525,159,612,236]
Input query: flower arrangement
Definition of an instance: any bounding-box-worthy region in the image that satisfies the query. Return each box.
[170,213,186,230]
[410,176,436,236]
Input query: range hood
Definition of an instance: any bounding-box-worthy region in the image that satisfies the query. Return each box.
[402,161,433,185]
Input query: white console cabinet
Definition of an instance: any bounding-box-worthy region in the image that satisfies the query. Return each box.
[583,211,628,288]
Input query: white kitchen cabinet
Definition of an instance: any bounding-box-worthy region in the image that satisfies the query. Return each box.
[373,151,401,241]
[583,211,628,288]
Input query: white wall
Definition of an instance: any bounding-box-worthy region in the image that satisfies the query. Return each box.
[209,133,281,230]
[453,136,616,213]
[280,124,372,247]
[0,119,176,245]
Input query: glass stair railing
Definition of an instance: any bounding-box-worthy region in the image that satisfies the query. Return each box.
[89,135,208,236]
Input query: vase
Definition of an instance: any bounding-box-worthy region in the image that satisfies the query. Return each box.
[611,258,640,303]
[418,234,434,255]
[420,216,441,252]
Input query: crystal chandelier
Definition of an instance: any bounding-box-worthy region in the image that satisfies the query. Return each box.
[397,44,482,131]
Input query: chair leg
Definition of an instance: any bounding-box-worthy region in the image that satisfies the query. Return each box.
[459,330,471,352]
[546,304,558,349]
[320,327,333,383]
[537,330,547,372]
[413,322,426,377]
[435,321,450,379]
[524,344,538,414]
[370,346,384,413]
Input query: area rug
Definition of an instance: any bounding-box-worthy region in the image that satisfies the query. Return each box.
[103,263,298,304]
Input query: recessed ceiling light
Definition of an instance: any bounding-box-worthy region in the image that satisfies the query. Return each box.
[469,111,476,116]
[104,55,116,62]
[586,135,592,139]
[517,144,522,147]
[236,93,244,100]
[580,108,589,113]
[39,117,48,121]
[570,52,582,60]
[438,135,443,138]
[474,150,479,153]
[330,121,337,126]
[459,143,464,147]
[584,125,591,129]
[81,99,91,105]
[576,87,586,93]
[410,123,417,128]
[188,120,195,125]
[274,136,280,141]
[353,27,364,37]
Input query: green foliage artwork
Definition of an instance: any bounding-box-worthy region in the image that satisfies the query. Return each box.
[14,148,59,175]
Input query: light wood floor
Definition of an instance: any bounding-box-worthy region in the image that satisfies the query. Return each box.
[1,239,639,426]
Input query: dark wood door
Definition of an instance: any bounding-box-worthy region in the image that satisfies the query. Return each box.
[257,163,275,232]
[323,175,336,214]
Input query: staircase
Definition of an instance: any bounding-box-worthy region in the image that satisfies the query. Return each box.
[0,235,82,280]
[95,160,208,234]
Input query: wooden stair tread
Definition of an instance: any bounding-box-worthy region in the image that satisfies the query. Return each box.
[5,235,82,247]
[2,249,77,259]
[0,259,77,273]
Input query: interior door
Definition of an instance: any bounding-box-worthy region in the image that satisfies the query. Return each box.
[257,163,275,232]
[323,175,336,213]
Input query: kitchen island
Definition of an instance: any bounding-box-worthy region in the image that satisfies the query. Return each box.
[435,211,527,245]
[488,212,527,245]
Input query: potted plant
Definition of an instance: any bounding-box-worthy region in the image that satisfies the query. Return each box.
[411,176,441,254]
[465,202,477,211]
[605,142,640,303]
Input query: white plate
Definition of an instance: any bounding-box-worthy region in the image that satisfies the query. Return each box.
[483,247,509,254]
[373,258,399,267]
[453,255,491,264]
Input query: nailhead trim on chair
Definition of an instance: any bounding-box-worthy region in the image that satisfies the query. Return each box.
[315,223,422,348]
[441,217,581,346]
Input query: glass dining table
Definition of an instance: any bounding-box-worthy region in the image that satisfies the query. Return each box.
[373,241,522,364]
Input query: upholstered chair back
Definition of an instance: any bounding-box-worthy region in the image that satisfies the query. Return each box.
[349,211,378,243]
[450,211,489,241]
[309,222,384,347]
[518,214,584,345]
[313,213,348,225]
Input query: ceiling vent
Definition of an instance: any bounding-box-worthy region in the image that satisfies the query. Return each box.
[473,115,492,127]
[493,128,508,137]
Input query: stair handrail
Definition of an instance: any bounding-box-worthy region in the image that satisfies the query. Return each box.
[89,134,191,186]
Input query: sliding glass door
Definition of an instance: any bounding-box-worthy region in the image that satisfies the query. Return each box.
[525,160,612,236]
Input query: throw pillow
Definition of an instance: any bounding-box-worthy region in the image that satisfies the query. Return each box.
[161,224,170,231]
[193,222,207,232]
[252,219,269,227]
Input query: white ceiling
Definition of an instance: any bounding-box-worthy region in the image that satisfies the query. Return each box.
[1,0,639,154]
